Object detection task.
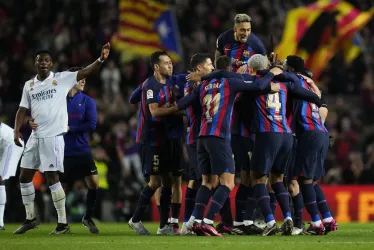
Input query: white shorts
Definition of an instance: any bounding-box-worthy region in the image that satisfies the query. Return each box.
[0,123,24,180]
[20,134,64,173]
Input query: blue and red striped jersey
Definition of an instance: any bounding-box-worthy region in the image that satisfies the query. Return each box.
[140,76,173,147]
[177,74,274,139]
[184,81,201,145]
[216,30,266,73]
[294,76,328,134]
[252,76,322,133]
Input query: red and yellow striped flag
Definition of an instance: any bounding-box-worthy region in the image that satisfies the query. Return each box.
[111,0,182,62]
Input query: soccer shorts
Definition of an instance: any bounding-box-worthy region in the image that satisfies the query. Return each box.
[294,131,329,180]
[0,123,24,180]
[186,143,201,180]
[197,136,234,176]
[251,132,293,175]
[62,154,97,184]
[20,134,64,173]
[167,138,184,177]
[139,143,169,177]
[231,135,253,172]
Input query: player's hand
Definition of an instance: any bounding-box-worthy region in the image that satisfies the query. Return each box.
[28,119,38,130]
[14,131,23,147]
[270,67,283,75]
[100,42,111,61]
[237,64,247,74]
[270,81,280,93]
[298,74,321,98]
[186,72,201,82]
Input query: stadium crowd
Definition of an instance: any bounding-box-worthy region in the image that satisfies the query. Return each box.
[0,0,373,223]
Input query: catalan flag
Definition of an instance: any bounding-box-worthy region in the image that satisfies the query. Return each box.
[276,0,373,79]
[111,0,182,62]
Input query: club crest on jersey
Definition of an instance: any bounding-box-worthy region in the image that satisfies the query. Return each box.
[30,81,34,87]
[147,89,153,99]
[52,80,57,86]
[243,50,250,57]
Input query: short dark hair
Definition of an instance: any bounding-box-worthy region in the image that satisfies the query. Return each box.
[34,49,54,61]
[216,56,231,70]
[286,55,305,73]
[149,51,169,70]
[190,53,211,71]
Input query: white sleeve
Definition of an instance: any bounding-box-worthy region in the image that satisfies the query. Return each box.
[60,71,78,89]
[19,85,30,109]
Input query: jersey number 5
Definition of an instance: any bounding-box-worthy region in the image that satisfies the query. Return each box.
[203,93,221,120]
[266,93,281,113]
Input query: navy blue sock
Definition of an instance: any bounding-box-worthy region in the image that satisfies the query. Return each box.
[193,185,211,220]
[219,197,233,226]
[157,205,161,215]
[206,185,231,221]
[132,185,156,223]
[184,188,197,222]
[85,188,97,218]
[302,184,320,222]
[292,193,304,228]
[271,182,292,219]
[314,184,332,219]
[254,183,274,223]
[235,184,249,223]
[243,186,256,221]
[159,187,172,228]
[171,203,181,220]
[269,192,277,215]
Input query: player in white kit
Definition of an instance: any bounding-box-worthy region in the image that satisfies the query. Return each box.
[0,122,24,230]
[13,43,110,234]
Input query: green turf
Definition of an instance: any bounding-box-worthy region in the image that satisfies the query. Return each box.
[1,223,374,250]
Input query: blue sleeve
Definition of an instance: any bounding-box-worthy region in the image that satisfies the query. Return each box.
[69,98,97,132]
[287,82,322,107]
[202,70,243,81]
[256,39,267,56]
[170,74,188,90]
[144,82,158,105]
[177,87,200,111]
[282,72,301,85]
[216,34,225,54]
[129,85,142,104]
[229,72,274,92]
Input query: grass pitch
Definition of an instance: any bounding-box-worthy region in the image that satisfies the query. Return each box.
[1,223,374,250]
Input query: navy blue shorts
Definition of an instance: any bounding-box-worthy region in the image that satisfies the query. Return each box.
[294,131,329,180]
[286,136,298,181]
[139,143,169,177]
[197,136,235,175]
[62,154,97,185]
[251,132,294,175]
[167,138,184,177]
[186,143,201,180]
[231,135,253,172]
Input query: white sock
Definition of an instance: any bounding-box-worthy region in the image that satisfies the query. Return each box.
[243,220,254,226]
[49,182,67,224]
[0,185,6,226]
[233,221,244,226]
[311,220,322,227]
[203,218,213,225]
[170,217,178,223]
[322,217,333,223]
[284,216,293,222]
[266,220,276,227]
[167,218,171,223]
[194,219,202,224]
[20,182,35,220]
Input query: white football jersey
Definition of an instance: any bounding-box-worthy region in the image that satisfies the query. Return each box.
[19,71,78,138]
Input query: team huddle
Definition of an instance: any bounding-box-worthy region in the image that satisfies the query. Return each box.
[0,13,338,237]
[128,13,338,237]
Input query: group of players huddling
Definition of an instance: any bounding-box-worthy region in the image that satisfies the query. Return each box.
[0,13,338,237]
[128,13,338,237]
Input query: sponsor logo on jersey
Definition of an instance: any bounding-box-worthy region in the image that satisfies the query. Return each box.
[31,89,57,101]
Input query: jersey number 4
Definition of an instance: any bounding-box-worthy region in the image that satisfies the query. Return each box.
[203,93,221,120]
[266,93,281,114]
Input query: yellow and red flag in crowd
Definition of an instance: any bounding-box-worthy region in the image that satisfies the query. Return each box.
[276,0,373,79]
[111,0,182,62]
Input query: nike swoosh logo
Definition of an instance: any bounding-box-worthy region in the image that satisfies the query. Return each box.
[91,170,96,173]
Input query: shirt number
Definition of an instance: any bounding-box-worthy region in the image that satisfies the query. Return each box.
[203,93,221,121]
[153,155,159,166]
[266,93,281,113]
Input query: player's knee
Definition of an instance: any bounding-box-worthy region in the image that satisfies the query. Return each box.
[288,180,299,196]
[19,169,35,183]
[149,176,162,190]
[172,175,182,187]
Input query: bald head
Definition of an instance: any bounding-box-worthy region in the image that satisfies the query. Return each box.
[248,54,268,73]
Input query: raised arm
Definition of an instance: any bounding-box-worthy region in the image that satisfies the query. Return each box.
[177,87,200,111]
[288,82,322,107]
[77,43,111,81]
[229,72,276,93]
